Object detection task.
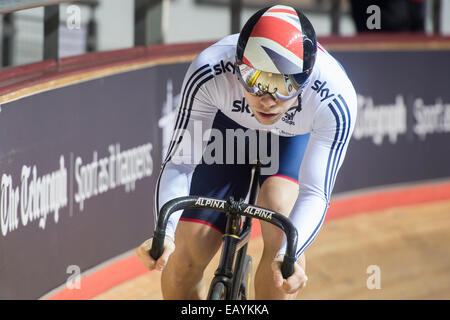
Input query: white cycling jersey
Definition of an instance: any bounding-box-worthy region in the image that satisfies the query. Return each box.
[155,33,357,258]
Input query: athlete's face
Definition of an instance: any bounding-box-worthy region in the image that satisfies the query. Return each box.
[243,90,298,125]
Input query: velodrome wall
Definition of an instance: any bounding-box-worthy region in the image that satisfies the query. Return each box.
[1,36,449,299]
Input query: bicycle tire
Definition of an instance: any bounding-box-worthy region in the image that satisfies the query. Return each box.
[209,281,226,300]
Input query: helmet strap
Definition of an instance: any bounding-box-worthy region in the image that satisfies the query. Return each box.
[292,92,303,112]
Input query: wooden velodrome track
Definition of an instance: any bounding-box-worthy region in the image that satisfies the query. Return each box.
[41,180,450,300]
[90,197,450,300]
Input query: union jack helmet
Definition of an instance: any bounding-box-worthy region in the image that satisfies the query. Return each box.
[236,5,317,100]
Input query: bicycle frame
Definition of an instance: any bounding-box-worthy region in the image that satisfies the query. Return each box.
[207,163,260,299]
[209,199,260,298]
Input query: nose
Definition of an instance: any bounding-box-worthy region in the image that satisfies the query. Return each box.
[259,94,277,108]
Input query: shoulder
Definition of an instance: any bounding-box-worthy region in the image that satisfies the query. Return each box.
[301,45,357,137]
[183,34,239,90]
[306,45,357,122]
[307,44,356,103]
[188,34,238,75]
[180,34,240,109]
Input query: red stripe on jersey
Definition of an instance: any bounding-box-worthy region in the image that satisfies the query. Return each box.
[249,16,303,60]
[180,218,224,234]
[269,174,299,184]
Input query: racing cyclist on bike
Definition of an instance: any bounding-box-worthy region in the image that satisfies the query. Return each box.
[136,5,357,300]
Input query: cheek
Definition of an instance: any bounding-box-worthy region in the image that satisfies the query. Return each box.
[243,91,253,101]
[243,92,259,109]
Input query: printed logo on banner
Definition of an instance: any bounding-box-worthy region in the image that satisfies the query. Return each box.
[74,143,154,211]
[1,156,68,236]
[0,142,154,237]
[413,97,450,140]
[353,94,407,145]
[354,94,450,145]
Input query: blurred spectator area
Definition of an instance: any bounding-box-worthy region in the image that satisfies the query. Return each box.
[0,0,448,68]
[1,0,99,66]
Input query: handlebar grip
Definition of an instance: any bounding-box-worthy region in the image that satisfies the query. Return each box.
[281,255,296,279]
[149,230,165,261]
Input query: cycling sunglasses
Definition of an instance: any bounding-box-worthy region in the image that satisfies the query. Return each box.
[235,59,311,101]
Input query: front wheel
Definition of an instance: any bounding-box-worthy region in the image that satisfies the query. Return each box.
[208,281,226,300]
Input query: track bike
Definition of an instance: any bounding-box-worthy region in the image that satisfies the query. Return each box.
[150,163,298,300]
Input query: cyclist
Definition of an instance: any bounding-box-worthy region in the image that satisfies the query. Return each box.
[136,5,357,299]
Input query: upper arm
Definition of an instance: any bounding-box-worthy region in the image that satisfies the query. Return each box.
[298,90,357,204]
[163,55,218,165]
[284,90,357,257]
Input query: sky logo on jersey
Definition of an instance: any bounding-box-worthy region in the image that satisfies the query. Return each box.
[311,80,335,102]
[213,60,235,75]
[232,97,254,116]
